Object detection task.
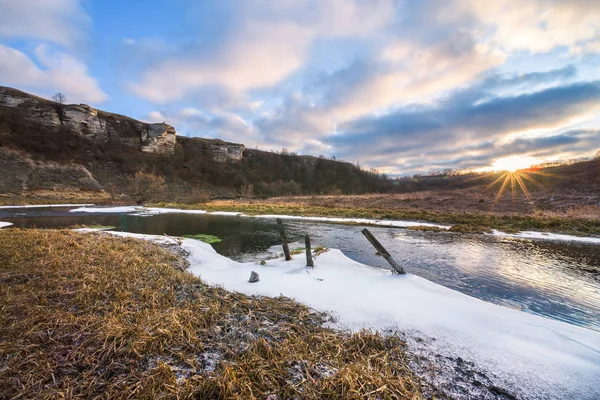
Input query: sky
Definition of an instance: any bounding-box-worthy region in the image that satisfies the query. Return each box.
[1,0,600,175]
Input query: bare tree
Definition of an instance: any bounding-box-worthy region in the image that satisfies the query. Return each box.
[52,92,66,105]
[52,92,67,123]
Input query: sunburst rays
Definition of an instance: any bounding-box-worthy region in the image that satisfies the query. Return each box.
[486,168,546,209]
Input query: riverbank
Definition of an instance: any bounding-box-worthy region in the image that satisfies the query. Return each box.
[0,229,425,399]
[2,190,599,236]
[3,228,599,398]
[80,229,600,398]
[153,200,600,237]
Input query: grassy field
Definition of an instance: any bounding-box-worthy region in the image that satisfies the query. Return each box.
[0,229,423,399]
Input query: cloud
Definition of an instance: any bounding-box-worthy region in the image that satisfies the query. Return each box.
[463,0,600,54]
[0,0,106,104]
[0,0,89,47]
[0,44,107,103]
[128,0,395,103]
[146,107,257,145]
[325,80,600,174]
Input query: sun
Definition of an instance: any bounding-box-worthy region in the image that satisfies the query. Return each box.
[491,156,540,172]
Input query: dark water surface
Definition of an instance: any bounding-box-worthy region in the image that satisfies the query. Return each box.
[2,206,600,332]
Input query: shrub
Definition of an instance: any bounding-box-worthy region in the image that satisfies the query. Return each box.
[132,171,166,203]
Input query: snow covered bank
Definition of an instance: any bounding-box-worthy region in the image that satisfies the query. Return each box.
[70,206,143,214]
[249,213,450,229]
[0,222,13,228]
[0,203,94,209]
[87,230,600,399]
[69,206,449,229]
[71,206,210,215]
[491,229,600,245]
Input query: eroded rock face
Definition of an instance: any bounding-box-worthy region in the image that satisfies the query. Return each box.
[179,137,246,163]
[141,123,177,155]
[0,148,103,192]
[0,86,250,161]
[0,86,177,155]
[214,142,245,162]
[62,104,107,141]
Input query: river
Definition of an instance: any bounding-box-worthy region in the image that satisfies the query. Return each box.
[2,205,599,332]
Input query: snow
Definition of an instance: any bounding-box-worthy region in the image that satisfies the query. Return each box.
[207,211,244,216]
[0,203,94,209]
[71,206,142,213]
[246,214,451,229]
[491,229,600,245]
[0,222,13,229]
[145,207,208,215]
[68,206,450,228]
[87,230,600,399]
[71,206,208,215]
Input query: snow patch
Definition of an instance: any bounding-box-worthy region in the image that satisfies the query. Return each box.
[145,207,208,215]
[491,230,600,245]
[247,213,451,229]
[70,206,141,213]
[88,230,600,399]
[68,205,450,228]
[207,211,244,216]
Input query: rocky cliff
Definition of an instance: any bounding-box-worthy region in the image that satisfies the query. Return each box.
[177,137,245,162]
[0,86,249,162]
[0,86,177,155]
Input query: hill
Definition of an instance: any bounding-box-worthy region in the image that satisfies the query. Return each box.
[0,86,384,202]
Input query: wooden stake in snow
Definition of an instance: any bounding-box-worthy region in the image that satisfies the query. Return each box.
[305,234,314,267]
[361,228,405,274]
[277,218,292,261]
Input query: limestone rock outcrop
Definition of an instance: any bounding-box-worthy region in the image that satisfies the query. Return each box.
[1,86,248,162]
[178,137,245,163]
[141,123,177,154]
[0,86,177,155]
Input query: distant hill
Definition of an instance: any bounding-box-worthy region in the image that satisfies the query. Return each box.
[379,158,600,195]
[0,86,384,201]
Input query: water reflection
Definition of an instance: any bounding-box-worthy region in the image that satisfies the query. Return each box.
[3,208,599,331]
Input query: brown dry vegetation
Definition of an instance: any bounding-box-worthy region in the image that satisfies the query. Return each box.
[0,190,117,206]
[242,189,600,219]
[0,229,424,399]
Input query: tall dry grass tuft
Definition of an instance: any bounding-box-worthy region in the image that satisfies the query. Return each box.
[0,229,422,399]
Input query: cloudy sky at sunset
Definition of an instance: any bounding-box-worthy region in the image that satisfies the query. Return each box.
[1,0,600,175]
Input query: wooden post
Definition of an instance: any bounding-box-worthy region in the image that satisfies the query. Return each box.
[361,228,405,274]
[305,234,314,267]
[277,218,292,261]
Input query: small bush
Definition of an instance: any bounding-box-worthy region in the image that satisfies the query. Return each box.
[132,171,166,203]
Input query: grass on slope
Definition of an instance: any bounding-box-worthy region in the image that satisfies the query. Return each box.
[0,229,422,399]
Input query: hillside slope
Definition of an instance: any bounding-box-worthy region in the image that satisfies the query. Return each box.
[0,86,383,200]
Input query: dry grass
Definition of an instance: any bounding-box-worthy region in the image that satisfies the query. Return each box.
[0,190,116,206]
[541,204,600,220]
[0,229,424,399]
